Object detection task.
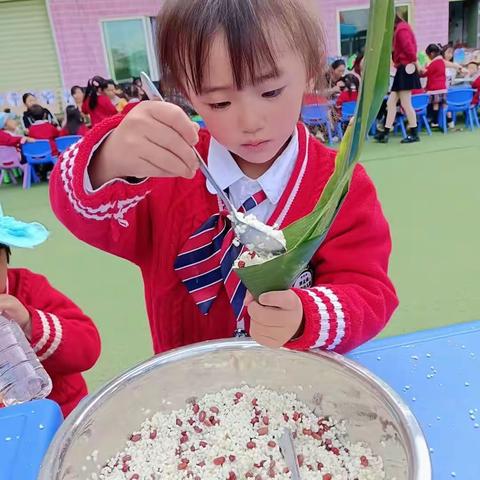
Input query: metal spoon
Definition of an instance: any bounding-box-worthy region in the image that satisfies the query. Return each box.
[140,72,286,256]
[279,428,302,480]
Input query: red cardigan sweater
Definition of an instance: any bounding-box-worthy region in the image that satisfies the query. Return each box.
[82,95,117,126]
[0,130,23,148]
[393,21,418,67]
[421,56,447,92]
[49,116,398,354]
[4,268,101,417]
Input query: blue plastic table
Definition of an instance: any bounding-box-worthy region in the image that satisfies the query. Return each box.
[350,320,480,480]
[1,322,479,479]
[0,399,63,480]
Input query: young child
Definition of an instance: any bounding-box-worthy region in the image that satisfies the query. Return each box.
[50,0,398,355]
[28,104,60,155]
[335,74,360,109]
[0,112,34,148]
[420,44,447,127]
[121,84,143,115]
[82,76,118,126]
[22,93,58,131]
[59,106,89,137]
[0,207,100,416]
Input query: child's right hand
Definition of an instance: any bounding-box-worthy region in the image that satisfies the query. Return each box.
[89,102,200,188]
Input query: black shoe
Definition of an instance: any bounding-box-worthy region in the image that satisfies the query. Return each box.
[375,132,389,143]
[400,134,420,144]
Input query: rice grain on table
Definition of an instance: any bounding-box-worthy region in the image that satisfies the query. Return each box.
[92,386,385,480]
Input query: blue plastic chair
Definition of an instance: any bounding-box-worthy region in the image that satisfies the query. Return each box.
[471,104,480,128]
[301,104,341,145]
[440,89,475,133]
[55,135,81,153]
[22,140,57,184]
[396,94,432,136]
[341,101,357,123]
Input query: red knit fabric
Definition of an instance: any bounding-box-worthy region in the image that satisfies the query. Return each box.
[49,115,398,355]
[0,130,22,148]
[393,22,418,67]
[421,57,447,92]
[4,268,101,417]
[28,122,60,155]
[82,95,117,126]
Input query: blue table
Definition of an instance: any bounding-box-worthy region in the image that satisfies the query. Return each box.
[350,320,480,480]
[0,399,62,480]
[1,322,479,479]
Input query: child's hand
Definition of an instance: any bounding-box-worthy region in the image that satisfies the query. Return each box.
[0,294,32,338]
[246,290,304,348]
[90,102,200,188]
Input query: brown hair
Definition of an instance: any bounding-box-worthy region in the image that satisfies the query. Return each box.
[156,0,327,95]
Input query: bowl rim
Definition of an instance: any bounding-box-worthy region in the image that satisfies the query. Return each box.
[39,339,432,479]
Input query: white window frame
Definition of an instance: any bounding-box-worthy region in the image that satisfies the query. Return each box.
[100,16,159,83]
[336,2,412,56]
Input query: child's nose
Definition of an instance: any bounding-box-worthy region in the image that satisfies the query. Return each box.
[238,105,263,135]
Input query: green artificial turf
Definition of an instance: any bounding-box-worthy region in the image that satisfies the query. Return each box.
[1,129,479,392]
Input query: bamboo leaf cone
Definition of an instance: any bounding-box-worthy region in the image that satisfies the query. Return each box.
[234,0,395,298]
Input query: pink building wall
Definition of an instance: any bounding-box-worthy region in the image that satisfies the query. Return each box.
[49,0,450,89]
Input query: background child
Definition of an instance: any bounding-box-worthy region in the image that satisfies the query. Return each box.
[28,104,60,155]
[22,93,58,130]
[0,206,100,416]
[336,73,360,109]
[59,105,89,137]
[82,76,118,126]
[50,0,397,355]
[121,84,143,115]
[420,44,447,127]
[0,111,34,148]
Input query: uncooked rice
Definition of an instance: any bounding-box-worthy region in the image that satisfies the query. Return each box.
[91,386,385,479]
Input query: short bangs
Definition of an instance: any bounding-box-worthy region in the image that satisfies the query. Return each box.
[156,0,327,94]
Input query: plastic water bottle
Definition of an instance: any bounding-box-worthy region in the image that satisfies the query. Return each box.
[0,314,52,406]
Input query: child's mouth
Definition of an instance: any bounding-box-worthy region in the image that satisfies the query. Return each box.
[241,140,270,149]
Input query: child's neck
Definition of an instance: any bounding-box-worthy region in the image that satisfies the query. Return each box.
[232,136,291,180]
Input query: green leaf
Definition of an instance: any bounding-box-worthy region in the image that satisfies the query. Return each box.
[235,0,395,299]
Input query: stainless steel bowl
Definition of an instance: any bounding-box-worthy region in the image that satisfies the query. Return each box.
[39,340,431,479]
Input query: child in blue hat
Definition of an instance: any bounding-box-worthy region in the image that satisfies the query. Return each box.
[0,206,101,416]
[0,111,34,148]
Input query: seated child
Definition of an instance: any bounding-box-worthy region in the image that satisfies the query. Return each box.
[121,84,144,115]
[28,104,60,155]
[336,73,360,110]
[0,206,100,417]
[0,112,34,148]
[420,44,447,127]
[59,106,89,137]
[50,0,398,355]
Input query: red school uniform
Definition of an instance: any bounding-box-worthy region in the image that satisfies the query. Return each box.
[49,115,398,355]
[28,120,60,155]
[59,124,89,137]
[421,56,447,92]
[472,76,480,106]
[4,268,101,417]
[82,95,118,127]
[392,21,417,67]
[0,130,23,148]
[336,90,359,108]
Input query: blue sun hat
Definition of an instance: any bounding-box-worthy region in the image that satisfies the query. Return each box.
[0,205,49,249]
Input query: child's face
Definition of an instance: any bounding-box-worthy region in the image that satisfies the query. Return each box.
[467,63,478,76]
[186,30,309,165]
[5,118,18,132]
[73,89,84,104]
[0,250,7,293]
[104,84,117,99]
[25,95,37,109]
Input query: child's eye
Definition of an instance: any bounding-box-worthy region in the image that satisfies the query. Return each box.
[262,87,284,98]
[209,102,231,110]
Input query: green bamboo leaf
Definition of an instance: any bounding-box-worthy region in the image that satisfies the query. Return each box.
[235,0,394,299]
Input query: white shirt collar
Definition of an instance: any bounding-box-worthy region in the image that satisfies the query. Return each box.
[206,129,299,205]
[31,119,48,125]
